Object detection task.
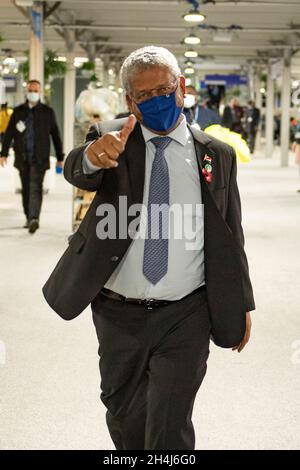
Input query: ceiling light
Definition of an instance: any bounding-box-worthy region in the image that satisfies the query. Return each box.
[184,49,198,58]
[184,67,195,75]
[213,32,232,43]
[74,57,88,67]
[3,57,16,65]
[184,34,201,45]
[183,9,205,23]
[184,62,195,75]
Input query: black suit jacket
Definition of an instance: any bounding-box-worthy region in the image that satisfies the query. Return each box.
[42,118,255,348]
[1,101,64,170]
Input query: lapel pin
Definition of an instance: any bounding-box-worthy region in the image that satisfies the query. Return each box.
[202,154,213,183]
[203,154,212,163]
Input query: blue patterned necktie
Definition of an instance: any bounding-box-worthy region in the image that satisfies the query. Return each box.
[143,136,172,285]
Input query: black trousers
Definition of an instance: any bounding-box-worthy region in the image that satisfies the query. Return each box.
[19,162,46,220]
[91,287,211,450]
[247,131,257,153]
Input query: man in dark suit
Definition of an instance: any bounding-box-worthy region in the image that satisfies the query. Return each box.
[0,79,64,233]
[222,98,244,135]
[245,100,261,153]
[184,85,221,130]
[43,46,255,450]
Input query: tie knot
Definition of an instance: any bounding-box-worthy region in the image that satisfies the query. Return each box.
[151,136,172,151]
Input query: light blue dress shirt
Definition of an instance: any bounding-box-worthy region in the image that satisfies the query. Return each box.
[82,115,205,300]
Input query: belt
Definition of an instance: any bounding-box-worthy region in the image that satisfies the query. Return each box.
[100,284,206,310]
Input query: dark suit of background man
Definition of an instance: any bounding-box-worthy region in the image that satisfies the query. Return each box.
[43,47,255,450]
[245,100,260,154]
[0,79,64,233]
[222,97,244,135]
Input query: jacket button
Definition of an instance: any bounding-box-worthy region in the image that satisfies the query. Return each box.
[111,255,119,262]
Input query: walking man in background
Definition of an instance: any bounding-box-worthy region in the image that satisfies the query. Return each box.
[43,46,255,450]
[222,97,244,135]
[0,79,64,233]
[184,85,221,130]
[245,100,260,153]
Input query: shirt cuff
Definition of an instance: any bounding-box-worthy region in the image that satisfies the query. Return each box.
[82,141,102,174]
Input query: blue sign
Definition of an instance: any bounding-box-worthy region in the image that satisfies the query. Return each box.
[31,10,42,40]
[201,74,248,88]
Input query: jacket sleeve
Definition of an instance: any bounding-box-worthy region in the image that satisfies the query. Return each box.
[63,124,104,192]
[226,147,255,312]
[50,108,64,161]
[1,110,16,157]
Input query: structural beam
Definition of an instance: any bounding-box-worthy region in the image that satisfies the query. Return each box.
[265,61,274,158]
[29,1,44,98]
[280,49,292,167]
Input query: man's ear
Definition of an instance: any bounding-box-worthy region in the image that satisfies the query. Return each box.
[179,75,186,97]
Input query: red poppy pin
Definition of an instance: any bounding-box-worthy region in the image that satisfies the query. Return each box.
[202,154,213,183]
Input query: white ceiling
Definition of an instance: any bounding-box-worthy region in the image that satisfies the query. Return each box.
[1,0,300,76]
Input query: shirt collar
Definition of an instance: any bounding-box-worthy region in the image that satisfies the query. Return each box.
[141,114,189,147]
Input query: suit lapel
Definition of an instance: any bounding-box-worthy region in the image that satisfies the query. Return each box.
[188,124,221,196]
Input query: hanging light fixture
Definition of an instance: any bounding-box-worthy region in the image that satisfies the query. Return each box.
[184,33,201,45]
[184,49,198,58]
[184,66,195,75]
[183,9,205,23]
[184,61,195,75]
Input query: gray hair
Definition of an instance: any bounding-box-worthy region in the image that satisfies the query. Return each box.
[120,46,181,95]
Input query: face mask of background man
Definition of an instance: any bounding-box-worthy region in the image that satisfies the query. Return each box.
[26,81,41,105]
[184,86,199,110]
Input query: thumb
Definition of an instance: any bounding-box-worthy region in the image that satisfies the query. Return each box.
[119,114,136,144]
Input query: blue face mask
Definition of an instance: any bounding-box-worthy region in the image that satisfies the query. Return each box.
[136,89,182,133]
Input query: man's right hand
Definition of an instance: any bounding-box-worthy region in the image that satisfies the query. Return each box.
[0,157,8,167]
[86,114,136,169]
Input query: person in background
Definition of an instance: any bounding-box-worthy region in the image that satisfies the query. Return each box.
[245,100,260,153]
[222,97,244,135]
[184,85,221,130]
[291,119,300,193]
[0,102,13,144]
[0,79,64,233]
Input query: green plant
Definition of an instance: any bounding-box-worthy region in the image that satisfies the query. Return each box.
[20,49,67,81]
[80,61,95,72]
[89,73,98,82]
